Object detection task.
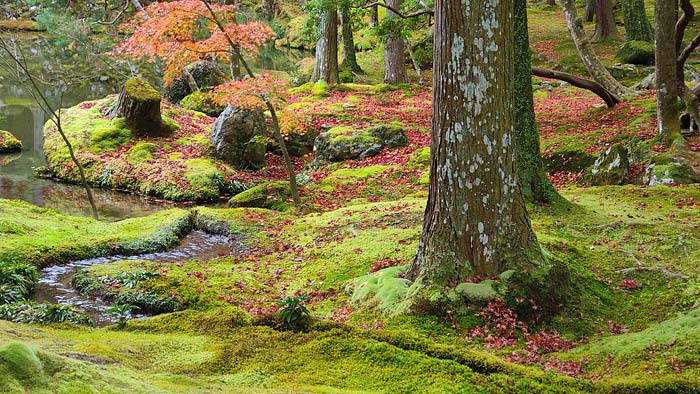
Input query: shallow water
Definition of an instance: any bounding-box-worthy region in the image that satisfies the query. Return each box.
[31,230,234,326]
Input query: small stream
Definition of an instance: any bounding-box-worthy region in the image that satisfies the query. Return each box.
[31,231,234,326]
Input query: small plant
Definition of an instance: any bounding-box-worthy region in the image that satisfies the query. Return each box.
[277,295,310,330]
[107,303,138,329]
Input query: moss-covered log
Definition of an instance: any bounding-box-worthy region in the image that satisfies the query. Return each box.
[109,78,168,135]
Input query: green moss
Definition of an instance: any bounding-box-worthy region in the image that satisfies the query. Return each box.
[312,80,330,97]
[0,130,22,153]
[124,308,252,336]
[289,82,313,95]
[616,40,655,65]
[228,181,293,211]
[0,342,45,391]
[407,147,430,170]
[87,117,132,153]
[351,266,412,316]
[183,159,225,201]
[180,91,224,117]
[128,142,159,164]
[125,78,161,102]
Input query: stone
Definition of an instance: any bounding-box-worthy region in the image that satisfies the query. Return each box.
[0,129,22,153]
[180,91,226,117]
[616,40,654,65]
[313,124,408,163]
[585,144,629,186]
[211,106,268,169]
[228,181,292,211]
[164,61,226,104]
[642,162,696,186]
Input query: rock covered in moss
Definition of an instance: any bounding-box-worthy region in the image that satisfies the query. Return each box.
[180,90,226,117]
[643,162,696,185]
[617,41,655,65]
[0,130,22,153]
[127,142,159,164]
[164,61,226,104]
[228,181,292,211]
[585,144,629,186]
[211,106,268,169]
[313,124,408,163]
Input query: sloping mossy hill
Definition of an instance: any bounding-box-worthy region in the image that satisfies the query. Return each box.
[42,97,245,202]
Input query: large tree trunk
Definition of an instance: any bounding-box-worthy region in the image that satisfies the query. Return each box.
[592,0,621,42]
[109,78,168,135]
[657,0,680,146]
[409,0,545,283]
[340,5,362,73]
[383,0,407,84]
[514,0,557,203]
[621,0,653,42]
[310,9,339,84]
[584,0,596,22]
[560,0,637,99]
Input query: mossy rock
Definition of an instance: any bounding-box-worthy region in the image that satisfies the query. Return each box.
[0,342,46,390]
[617,40,655,66]
[228,181,293,211]
[180,90,226,117]
[211,106,268,170]
[164,61,226,104]
[584,144,629,186]
[543,146,596,173]
[0,130,22,153]
[313,124,409,163]
[643,162,697,185]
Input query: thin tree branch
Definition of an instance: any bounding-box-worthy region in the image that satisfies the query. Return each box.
[532,66,620,107]
[361,2,434,18]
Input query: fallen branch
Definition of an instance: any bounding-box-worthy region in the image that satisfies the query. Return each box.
[614,250,690,280]
[532,66,620,107]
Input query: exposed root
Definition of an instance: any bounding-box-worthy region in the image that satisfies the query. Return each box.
[614,250,690,280]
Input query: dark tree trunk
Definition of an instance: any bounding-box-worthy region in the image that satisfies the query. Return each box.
[109,78,168,135]
[560,0,637,99]
[621,0,653,42]
[514,0,557,203]
[547,0,556,5]
[369,5,379,28]
[592,0,621,42]
[410,0,545,283]
[311,8,339,84]
[584,0,596,22]
[340,5,362,73]
[384,0,407,84]
[656,0,680,146]
[261,0,277,20]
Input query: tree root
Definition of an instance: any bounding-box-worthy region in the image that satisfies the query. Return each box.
[614,250,690,280]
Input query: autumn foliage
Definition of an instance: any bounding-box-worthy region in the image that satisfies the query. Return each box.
[114,0,275,83]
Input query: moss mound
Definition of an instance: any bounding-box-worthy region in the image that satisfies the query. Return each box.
[0,130,22,153]
[0,342,45,390]
[228,181,293,211]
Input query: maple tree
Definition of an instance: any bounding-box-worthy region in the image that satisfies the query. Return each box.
[113,0,275,84]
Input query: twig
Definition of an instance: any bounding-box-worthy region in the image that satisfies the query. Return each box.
[614,250,689,280]
[592,221,626,229]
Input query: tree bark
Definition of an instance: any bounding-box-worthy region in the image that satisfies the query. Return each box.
[109,78,168,135]
[584,0,596,22]
[592,0,621,42]
[369,5,379,28]
[560,0,637,99]
[532,67,619,107]
[656,0,680,146]
[311,8,339,84]
[340,4,362,73]
[384,0,407,84]
[410,0,545,282]
[514,0,557,203]
[621,0,653,42]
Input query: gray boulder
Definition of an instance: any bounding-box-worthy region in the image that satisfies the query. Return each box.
[586,144,629,186]
[164,61,226,104]
[211,106,268,169]
[313,124,408,163]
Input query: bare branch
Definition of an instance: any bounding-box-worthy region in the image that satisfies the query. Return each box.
[361,2,434,18]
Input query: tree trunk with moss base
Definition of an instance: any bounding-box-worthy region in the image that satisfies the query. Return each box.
[584,0,596,22]
[656,0,680,146]
[383,0,407,84]
[514,0,557,203]
[409,0,546,285]
[311,9,339,84]
[340,5,362,73]
[109,78,168,135]
[592,0,620,42]
[621,0,653,42]
[560,0,637,100]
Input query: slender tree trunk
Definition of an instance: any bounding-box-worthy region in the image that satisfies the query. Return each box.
[311,9,339,84]
[592,0,621,42]
[656,0,680,146]
[547,0,556,5]
[584,0,596,22]
[560,0,637,99]
[369,5,379,28]
[532,67,619,107]
[514,0,557,203]
[340,5,362,73]
[410,0,545,283]
[621,0,654,42]
[384,0,407,84]
[262,0,277,20]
